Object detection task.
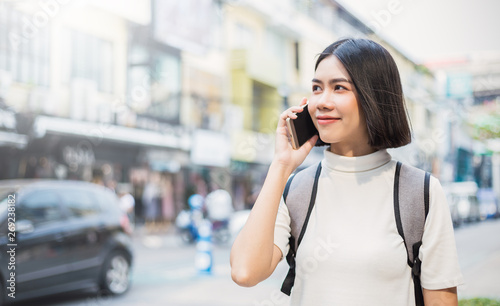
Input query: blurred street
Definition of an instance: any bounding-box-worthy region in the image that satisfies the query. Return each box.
[15,218,500,306]
[455,219,500,299]
[15,224,291,306]
[0,0,499,304]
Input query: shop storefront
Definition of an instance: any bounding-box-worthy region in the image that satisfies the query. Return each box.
[17,115,192,225]
[0,107,29,180]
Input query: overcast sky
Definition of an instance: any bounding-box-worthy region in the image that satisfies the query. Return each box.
[336,0,500,64]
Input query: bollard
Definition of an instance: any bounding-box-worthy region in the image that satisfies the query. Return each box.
[195,220,213,275]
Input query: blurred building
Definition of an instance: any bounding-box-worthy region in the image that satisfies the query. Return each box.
[0,0,191,222]
[426,53,500,200]
[0,0,470,217]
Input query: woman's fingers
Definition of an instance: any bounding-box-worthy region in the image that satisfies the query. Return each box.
[300,135,318,152]
[278,108,299,128]
[279,104,307,122]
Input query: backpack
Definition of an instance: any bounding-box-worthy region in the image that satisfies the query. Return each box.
[280,161,431,306]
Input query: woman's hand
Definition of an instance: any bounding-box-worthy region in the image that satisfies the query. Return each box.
[274,97,318,174]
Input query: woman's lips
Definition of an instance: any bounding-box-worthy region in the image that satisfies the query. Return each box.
[317,116,340,125]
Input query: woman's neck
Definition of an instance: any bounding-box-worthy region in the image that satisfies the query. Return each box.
[329,143,377,157]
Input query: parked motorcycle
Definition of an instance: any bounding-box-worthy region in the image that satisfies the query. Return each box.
[175,194,205,243]
[176,191,234,244]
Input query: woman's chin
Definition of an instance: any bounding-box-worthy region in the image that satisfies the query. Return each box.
[318,136,337,145]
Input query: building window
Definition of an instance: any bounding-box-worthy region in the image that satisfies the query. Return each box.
[127,24,182,124]
[0,5,50,87]
[293,0,336,30]
[65,29,114,93]
[232,23,255,50]
[148,52,181,122]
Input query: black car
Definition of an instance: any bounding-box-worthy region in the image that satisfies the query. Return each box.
[0,180,134,305]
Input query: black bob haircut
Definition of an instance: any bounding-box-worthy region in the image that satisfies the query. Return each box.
[314,38,412,150]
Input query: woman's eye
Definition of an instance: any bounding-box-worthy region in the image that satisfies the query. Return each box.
[312,85,321,92]
[334,85,346,91]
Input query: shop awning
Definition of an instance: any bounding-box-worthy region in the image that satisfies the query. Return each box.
[33,116,190,150]
[0,131,28,149]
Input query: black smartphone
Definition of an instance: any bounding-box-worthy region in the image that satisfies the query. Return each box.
[286,104,318,150]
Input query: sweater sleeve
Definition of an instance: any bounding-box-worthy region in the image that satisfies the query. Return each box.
[274,197,291,260]
[419,176,464,290]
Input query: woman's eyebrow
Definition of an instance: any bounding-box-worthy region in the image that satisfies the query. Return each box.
[311,78,352,84]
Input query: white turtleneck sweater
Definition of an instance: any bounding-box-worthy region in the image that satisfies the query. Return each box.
[274,149,464,306]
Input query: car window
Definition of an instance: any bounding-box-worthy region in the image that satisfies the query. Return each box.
[59,189,101,218]
[94,189,119,213]
[18,190,63,226]
[0,196,9,221]
[0,196,11,235]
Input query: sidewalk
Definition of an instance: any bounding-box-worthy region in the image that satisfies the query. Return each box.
[152,263,291,306]
[455,219,500,300]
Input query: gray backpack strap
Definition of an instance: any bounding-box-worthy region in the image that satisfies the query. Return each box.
[281,162,322,295]
[394,161,431,306]
[285,162,322,248]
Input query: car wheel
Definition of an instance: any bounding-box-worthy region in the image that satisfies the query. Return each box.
[179,228,196,244]
[100,251,131,295]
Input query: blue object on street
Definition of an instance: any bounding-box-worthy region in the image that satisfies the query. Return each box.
[195,220,213,274]
[188,194,204,210]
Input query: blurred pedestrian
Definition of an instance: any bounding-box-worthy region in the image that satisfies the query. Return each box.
[161,175,176,230]
[205,189,233,243]
[205,189,233,222]
[117,183,135,230]
[142,174,161,233]
[91,169,104,186]
[231,38,463,305]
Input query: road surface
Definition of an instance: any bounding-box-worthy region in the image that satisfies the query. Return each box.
[16,219,500,305]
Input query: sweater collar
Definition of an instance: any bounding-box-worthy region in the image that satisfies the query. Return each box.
[323,149,391,173]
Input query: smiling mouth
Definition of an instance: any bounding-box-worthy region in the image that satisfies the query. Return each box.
[317,117,340,125]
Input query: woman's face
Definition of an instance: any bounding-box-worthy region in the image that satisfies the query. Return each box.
[308,55,372,156]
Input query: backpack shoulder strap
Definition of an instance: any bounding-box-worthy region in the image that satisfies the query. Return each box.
[394,161,431,306]
[281,161,322,295]
[285,162,322,248]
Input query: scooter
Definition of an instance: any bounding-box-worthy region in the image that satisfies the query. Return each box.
[175,194,205,244]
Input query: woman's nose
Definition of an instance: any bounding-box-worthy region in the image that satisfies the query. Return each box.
[316,91,335,110]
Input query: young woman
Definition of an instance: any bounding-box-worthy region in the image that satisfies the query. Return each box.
[230,38,463,305]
